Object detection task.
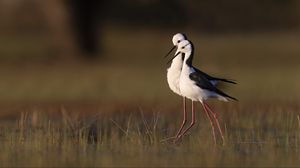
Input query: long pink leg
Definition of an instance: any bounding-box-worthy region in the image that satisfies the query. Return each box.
[174,97,187,139]
[176,101,196,141]
[204,102,224,143]
[202,103,217,145]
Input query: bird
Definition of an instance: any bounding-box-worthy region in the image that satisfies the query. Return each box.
[165,33,189,140]
[166,33,187,97]
[165,34,236,143]
[168,39,237,145]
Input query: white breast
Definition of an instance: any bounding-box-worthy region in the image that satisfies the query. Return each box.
[179,66,209,102]
[167,56,183,96]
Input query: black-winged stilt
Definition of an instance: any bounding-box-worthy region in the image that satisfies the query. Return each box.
[165,33,188,140]
[168,39,237,145]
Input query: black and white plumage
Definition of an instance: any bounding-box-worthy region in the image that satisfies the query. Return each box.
[175,40,237,102]
[193,68,236,86]
[168,39,237,145]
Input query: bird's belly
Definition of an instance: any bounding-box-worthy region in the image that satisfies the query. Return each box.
[167,68,181,95]
[180,79,204,101]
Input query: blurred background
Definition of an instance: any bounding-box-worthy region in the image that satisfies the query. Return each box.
[1,1,300,166]
[0,0,300,107]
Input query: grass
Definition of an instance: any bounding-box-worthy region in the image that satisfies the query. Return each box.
[0,102,299,167]
[0,28,300,166]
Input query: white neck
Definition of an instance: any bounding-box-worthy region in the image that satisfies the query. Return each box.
[170,54,183,68]
[182,51,192,67]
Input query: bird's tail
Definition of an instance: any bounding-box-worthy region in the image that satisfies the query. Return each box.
[215,88,238,102]
[224,94,238,101]
[217,95,238,102]
[215,78,237,84]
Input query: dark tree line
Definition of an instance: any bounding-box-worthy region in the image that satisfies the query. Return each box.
[66,0,300,59]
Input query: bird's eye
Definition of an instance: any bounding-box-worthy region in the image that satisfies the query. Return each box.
[177,40,181,43]
[181,47,185,49]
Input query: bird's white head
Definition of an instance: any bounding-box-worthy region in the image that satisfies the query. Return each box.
[176,40,192,54]
[167,40,193,64]
[172,33,186,46]
[164,33,187,59]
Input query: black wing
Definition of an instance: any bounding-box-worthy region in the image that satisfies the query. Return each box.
[189,71,238,101]
[194,68,236,84]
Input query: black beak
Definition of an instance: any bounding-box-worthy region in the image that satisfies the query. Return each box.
[167,51,181,64]
[164,46,176,58]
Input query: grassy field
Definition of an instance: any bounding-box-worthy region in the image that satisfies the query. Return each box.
[0,28,300,166]
[0,102,300,167]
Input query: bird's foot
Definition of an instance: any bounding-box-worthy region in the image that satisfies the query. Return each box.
[160,136,177,143]
[173,135,183,144]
